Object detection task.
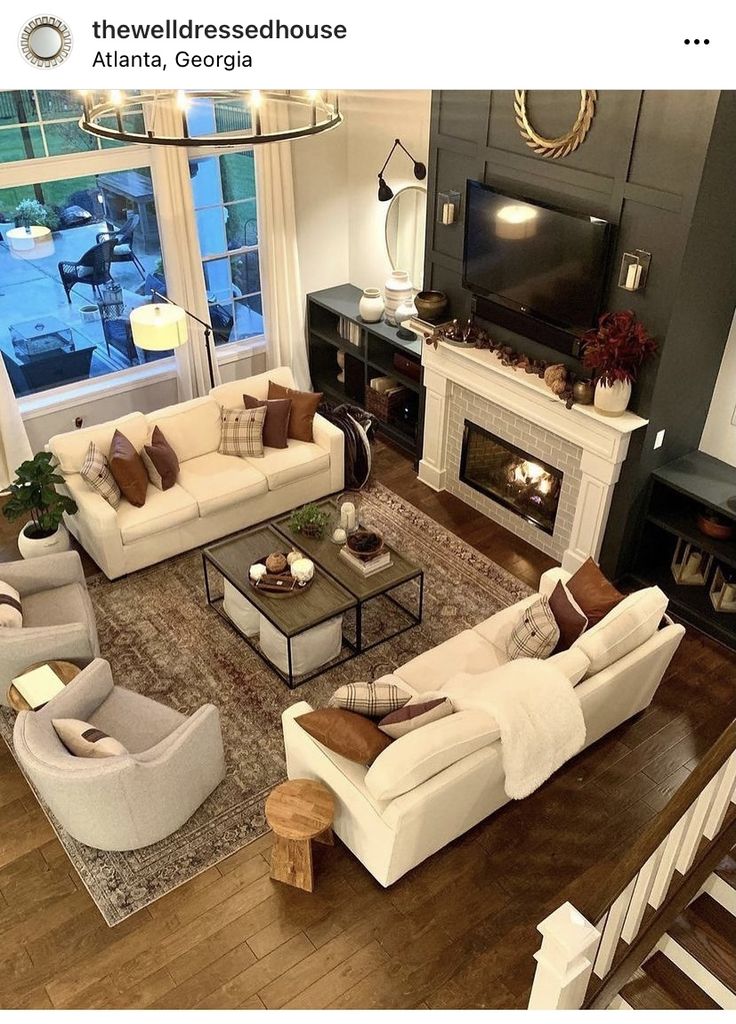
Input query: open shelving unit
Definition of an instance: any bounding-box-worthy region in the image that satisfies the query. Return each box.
[306,284,424,460]
[633,450,736,649]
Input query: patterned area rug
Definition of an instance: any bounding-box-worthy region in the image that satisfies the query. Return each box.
[0,483,530,927]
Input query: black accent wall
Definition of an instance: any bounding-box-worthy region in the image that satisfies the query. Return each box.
[423,90,736,577]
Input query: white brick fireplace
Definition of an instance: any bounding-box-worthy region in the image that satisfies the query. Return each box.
[419,341,648,571]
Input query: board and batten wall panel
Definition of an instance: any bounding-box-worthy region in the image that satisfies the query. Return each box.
[423,89,736,576]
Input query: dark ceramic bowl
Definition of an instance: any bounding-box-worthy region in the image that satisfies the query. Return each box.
[415,290,448,323]
[346,528,385,561]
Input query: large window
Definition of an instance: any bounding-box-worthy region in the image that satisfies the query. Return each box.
[0,91,144,163]
[192,151,264,347]
[0,90,264,404]
[0,167,169,399]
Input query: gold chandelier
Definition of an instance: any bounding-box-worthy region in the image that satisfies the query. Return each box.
[78,89,343,147]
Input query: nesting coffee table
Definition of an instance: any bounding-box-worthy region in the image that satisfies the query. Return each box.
[202,506,424,688]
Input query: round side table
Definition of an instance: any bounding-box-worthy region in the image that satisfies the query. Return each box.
[7,660,80,713]
[265,778,335,892]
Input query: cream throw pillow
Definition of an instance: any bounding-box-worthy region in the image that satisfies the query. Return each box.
[0,581,22,627]
[52,719,128,758]
[571,586,668,676]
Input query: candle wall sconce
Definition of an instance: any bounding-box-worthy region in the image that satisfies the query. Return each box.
[437,189,462,226]
[618,249,652,292]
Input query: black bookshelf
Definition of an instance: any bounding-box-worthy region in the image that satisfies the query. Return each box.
[307,284,424,460]
[633,451,736,649]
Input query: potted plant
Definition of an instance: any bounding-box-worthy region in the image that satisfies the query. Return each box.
[288,503,330,540]
[13,197,60,233]
[580,310,658,416]
[2,452,78,560]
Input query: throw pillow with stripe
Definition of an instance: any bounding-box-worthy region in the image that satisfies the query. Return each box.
[52,718,128,759]
[506,595,560,661]
[0,580,22,628]
[328,681,411,718]
[80,440,121,509]
[218,406,267,458]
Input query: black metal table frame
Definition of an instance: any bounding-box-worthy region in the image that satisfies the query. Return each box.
[202,541,424,689]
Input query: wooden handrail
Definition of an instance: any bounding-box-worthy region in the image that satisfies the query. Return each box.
[576,718,736,927]
[585,808,736,1008]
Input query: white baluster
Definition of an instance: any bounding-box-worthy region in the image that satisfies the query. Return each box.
[593,877,636,978]
[528,902,601,1009]
[703,752,736,840]
[650,807,694,909]
[621,846,665,942]
[676,773,721,875]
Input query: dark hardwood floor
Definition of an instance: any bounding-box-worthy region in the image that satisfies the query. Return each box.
[1,440,735,1009]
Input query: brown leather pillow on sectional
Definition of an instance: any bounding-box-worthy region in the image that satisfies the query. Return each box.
[295,707,392,765]
[267,380,323,443]
[243,394,292,449]
[108,429,149,507]
[566,557,625,627]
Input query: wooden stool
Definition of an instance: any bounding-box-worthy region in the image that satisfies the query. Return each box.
[265,778,335,892]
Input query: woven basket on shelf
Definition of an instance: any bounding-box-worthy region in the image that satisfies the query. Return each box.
[364,383,408,421]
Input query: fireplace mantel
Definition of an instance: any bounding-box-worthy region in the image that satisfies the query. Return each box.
[419,340,649,572]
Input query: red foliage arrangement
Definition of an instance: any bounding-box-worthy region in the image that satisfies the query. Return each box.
[581,310,657,386]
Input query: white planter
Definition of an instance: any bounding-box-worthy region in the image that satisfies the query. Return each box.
[17,522,71,560]
[594,379,632,417]
[358,288,384,323]
[383,271,413,325]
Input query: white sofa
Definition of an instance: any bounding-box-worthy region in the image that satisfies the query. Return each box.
[47,367,344,580]
[282,567,685,887]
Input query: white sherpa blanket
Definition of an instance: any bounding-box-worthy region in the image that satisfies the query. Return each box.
[443,658,586,799]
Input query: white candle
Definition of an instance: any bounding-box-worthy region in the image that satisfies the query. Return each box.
[340,502,356,532]
[625,262,642,290]
[442,202,454,225]
[332,527,347,545]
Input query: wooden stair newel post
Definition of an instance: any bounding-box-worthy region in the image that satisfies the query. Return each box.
[528,902,601,1009]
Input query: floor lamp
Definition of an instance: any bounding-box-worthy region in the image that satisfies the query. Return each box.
[130,290,216,388]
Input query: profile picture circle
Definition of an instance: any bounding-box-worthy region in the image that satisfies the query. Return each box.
[19,15,72,67]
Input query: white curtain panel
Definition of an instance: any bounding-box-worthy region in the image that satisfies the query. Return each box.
[255,100,311,391]
[0,357,32,490]
[149,102,221,400]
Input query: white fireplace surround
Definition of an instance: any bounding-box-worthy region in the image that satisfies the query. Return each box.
[419,341,648,573]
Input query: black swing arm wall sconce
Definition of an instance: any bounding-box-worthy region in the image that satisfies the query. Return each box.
[377,138,427,201]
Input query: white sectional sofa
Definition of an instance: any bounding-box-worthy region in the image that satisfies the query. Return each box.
[48,367,344,580]
[282,567,685,887]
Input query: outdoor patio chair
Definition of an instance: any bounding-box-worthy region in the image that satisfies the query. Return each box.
[97,214,146,279]
[58,238,116,303]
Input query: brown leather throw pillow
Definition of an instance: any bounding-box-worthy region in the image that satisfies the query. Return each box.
[566,558,625,628]
[141,425,179,491]
[243,394,292,449]
[548,580,588,652]
[295,707,392,765]
[267,380,323,443]
[108,429,149,507]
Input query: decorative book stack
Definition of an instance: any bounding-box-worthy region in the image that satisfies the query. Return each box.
[11,664,65,710]
[339,546,392,577]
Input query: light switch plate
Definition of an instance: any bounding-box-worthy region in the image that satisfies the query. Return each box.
[654,429,665,450]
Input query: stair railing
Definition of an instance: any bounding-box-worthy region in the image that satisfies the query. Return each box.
[528,718,736,1009]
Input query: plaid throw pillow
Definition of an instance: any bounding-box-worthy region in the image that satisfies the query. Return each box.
[218,406,267,458]
[506,595,560,660]
[328,681,411,718]
[80,441,121,509]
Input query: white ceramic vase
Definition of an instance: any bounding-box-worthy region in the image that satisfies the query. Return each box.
[17,522,70,560]
[358,288,384,323]
[594,378,632,417]
[383,271,413,325]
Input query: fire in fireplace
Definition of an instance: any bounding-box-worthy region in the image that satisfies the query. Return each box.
[459,420,563,535]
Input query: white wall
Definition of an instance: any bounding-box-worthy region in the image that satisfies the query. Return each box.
[344,90,431,291]
[700,307,736,465]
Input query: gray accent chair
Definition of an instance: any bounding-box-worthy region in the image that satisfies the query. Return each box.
[0,551,100,707]
[13,659,226,851]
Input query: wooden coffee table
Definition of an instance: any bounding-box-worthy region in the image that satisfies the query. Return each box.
[265,779,335,892]
[7,660,80,712]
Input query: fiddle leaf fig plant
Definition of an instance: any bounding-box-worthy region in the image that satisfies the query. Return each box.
[2,452,77,539]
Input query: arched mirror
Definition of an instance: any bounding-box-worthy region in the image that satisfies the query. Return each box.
[385,186,427,289]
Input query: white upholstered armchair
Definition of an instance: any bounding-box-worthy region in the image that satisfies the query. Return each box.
[12,659,226,851]
[0,551,99,706]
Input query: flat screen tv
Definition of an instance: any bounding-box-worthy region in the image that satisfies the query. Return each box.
[463,180,612,335]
